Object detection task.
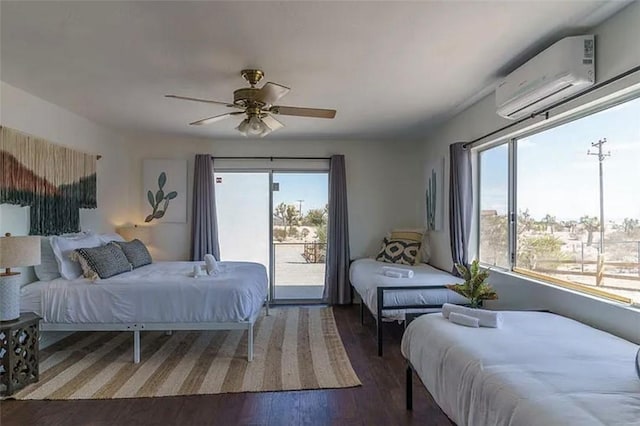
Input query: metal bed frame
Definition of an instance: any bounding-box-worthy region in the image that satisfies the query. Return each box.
[41,300,269,364]
[357,284,450,356]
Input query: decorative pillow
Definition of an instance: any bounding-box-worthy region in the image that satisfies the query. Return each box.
[390,229,425,263]
[112,239,152,269]
[50,232,102,280]
[34,237,61,281]
[72,244,132,280]
[97,233,125,244]
[376,237,421,265]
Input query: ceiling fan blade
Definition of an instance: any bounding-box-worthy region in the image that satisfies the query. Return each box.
[165,94,235,107]
[190,112,244,126]
[256,82,290,105]
[261,114,285,132]
[271,105,336,119]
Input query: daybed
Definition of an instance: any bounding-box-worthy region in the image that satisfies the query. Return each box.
[350,258,467,355]
[402,311,640,425]
[21,261,268,363]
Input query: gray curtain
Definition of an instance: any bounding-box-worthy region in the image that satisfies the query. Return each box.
[449,143,472,276]
[323,155,351,305]
[191,154,221,261]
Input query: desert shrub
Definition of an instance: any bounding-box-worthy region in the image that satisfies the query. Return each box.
[288,226,299,238]
[274,228,287,242]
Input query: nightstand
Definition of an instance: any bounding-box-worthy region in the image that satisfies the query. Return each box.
[0,312,41,396]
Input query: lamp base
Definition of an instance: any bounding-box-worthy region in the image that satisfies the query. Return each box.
[0,275,21,322]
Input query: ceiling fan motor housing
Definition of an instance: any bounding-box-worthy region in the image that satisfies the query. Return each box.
[233,87,264,107]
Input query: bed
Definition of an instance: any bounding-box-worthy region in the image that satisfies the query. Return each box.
[349,258,468,355]
[21,261,268,363]
[402,311,640,425]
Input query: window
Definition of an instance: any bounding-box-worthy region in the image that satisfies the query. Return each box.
[478,94,640,305]
[479,145,509,268]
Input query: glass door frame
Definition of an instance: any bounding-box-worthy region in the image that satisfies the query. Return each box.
[214,167,329,306]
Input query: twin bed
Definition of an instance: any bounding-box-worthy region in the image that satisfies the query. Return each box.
[403,311,640,425]
[350,258,467,355]
[21,261,268,363]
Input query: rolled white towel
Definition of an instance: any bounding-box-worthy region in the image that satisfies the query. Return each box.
[441,303,502,328]
[204,254,220,276]
[384,270,403,278]
[449,312,480,328]
[382,266,414,278]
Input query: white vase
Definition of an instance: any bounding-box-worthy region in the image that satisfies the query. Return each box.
[0,275,20,321]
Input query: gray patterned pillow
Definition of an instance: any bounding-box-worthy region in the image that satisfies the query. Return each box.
[72,244,132,280]
[112,239,152,269]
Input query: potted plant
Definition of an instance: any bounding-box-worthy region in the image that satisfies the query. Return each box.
[446,259,498,308]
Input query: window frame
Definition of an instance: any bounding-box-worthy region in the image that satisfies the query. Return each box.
[475,88,640,306]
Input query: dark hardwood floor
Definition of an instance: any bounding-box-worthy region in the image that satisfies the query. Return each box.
[0,305,452,426]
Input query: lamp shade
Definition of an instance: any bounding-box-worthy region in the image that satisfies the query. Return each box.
[116,226,152,244]
[0,234,41,269]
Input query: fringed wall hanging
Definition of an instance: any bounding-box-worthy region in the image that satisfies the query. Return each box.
[0,126,98,235]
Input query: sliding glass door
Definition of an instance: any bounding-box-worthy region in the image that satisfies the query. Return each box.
[215,172,270,278]
[215,169,328,304]
[272,172,328,301]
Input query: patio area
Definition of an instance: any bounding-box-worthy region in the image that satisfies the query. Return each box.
[273,243,325,300]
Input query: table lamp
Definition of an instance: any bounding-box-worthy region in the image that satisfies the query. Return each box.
[116,225,152,244]
[0,233,41,321]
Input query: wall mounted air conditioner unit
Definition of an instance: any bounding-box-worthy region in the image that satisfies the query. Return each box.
[496,35,595,120]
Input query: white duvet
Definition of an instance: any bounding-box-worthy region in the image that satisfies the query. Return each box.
[21,261,268,324]
[402,311,640,426]
[350,258,467,320]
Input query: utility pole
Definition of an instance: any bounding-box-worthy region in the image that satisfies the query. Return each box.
[587,138,610,286]
[296,199,304,215]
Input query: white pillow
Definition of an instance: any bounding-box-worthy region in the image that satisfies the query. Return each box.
[33,237,61,282]
[97,232,125,244]
[50,232,102,279]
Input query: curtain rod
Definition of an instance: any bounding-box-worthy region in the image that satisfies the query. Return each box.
[462,64,640,149]
[211,156,331,160]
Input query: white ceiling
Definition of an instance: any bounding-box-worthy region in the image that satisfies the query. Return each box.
[0,1,628,140]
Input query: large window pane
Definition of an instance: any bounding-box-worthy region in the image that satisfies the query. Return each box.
[479,144,509,268]
[516,96,640,304]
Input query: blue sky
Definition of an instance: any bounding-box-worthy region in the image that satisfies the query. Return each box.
[272,173,328,215]
[481,95,640,222]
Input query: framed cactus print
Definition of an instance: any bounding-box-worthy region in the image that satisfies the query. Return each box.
[426,156,444,231]
[142,159,187,223]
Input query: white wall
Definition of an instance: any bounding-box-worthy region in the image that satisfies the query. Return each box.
[421,2,640,343]
[121,132,423,261]
[0,81,131,284]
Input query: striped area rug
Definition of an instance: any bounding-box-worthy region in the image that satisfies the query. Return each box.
[13,307,360,400]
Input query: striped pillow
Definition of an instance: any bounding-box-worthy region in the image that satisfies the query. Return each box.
[376,237,421,266]
[72,244,132,280]
[112,239,152,269]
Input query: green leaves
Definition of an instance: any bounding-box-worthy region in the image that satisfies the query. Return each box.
[158,172,167,190]
[446,259,498,307]
[145,172,177,223]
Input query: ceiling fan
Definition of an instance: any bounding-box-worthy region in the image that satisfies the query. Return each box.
[165,69,337,137]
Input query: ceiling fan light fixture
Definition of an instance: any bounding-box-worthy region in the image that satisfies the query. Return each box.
[236,118,251,136]
[248,115,264,134]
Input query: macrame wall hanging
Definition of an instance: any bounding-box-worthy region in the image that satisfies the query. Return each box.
[0,126,98,235]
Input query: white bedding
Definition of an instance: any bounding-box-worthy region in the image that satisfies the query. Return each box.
[350,258,467,320]
[402,311,640,426]
[21,261,268,324]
